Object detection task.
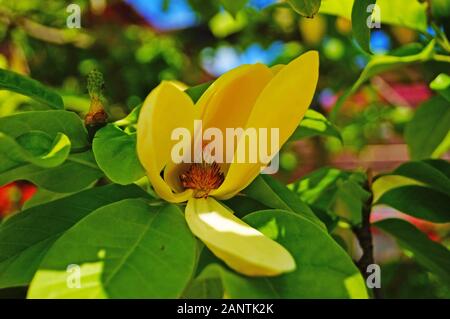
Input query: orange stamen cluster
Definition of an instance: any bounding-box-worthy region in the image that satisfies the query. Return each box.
[180,162,225,198]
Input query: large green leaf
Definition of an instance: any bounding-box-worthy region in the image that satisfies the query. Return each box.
[22,188,71,210]
[0,184,150,289]
[93,124,145,185]
[375,218,450,283]
[0,151,103,193]
[405,96,450,160]
[0,68,64,109]
[0,110,88,151]
[0,131,70,172]
[196,210,368,298]
[288,0,322,18]
[389,160,450,196]
[330,40,436,121]
[28,199,197,298]
[320,0,428,32]
[289,109,342,142]
[351,0,376,53]
[243,174,325,229]
[377,185,450,223]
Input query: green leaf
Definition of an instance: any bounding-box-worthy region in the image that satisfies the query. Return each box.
[0,132,70,173]
[288,167,365,231]
[331,178,371,225]
[351,0,376,53]
[188,0,221,20]
[196,209,368,298]
[243,174,325,230]
[405,96,450,160]
[0,184,150,289]
[389,160,450,196]
[377,185,450,223]
[330,40,436,121]
[320,0,428,32]
[0,68,64,109]
[0,151,103,193]
[22,188,70,210]
[430,0,450,20]
[424,158,450,177]
[222,195,269,218]
[375,218,450,283]
[289,109,342,142]
[182,276,224,299]
[93,124,145,185]
[114,104,142,127]
[220,0,248,16]
[430,73,450,102]
[185,81,213,103]
[28,199,197,298]
[288,0,322,18]
[0,110,88,151]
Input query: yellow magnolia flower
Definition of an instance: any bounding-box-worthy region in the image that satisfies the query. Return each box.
[137,51,319,276]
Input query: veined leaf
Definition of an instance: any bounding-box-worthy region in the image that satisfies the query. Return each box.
[195,210,367,298]
[375,218,450,283]
[0,184,150,289]
[93,124,145,185]
[28,200,197,298]
[0,132,70,173]
[0,110,88,150]
[0,68,64,109]
[243,174,325,230]
[377,185,450,223]
[390,160,450,196]
[0,151,103,193]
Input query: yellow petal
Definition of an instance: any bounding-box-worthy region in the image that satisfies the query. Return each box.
[163,65,272,193]
[186,197,296,276]
[137,81,194,202]
[197,63,273,139]
[213,51,319,199]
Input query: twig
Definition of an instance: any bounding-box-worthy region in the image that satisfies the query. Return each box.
[352,168,382,299]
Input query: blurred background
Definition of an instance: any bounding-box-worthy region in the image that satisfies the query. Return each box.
[0,0,449,298]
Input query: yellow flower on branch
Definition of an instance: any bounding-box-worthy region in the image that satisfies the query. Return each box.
[137,51,319,277]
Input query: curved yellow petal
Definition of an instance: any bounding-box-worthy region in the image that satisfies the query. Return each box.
[137,81,194,202]
[186,197,296,276]
[197,63,273,138]
[213,51,319,199]
[162,65,272,194]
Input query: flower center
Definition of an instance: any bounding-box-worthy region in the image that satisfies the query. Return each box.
[180,162,225,198]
